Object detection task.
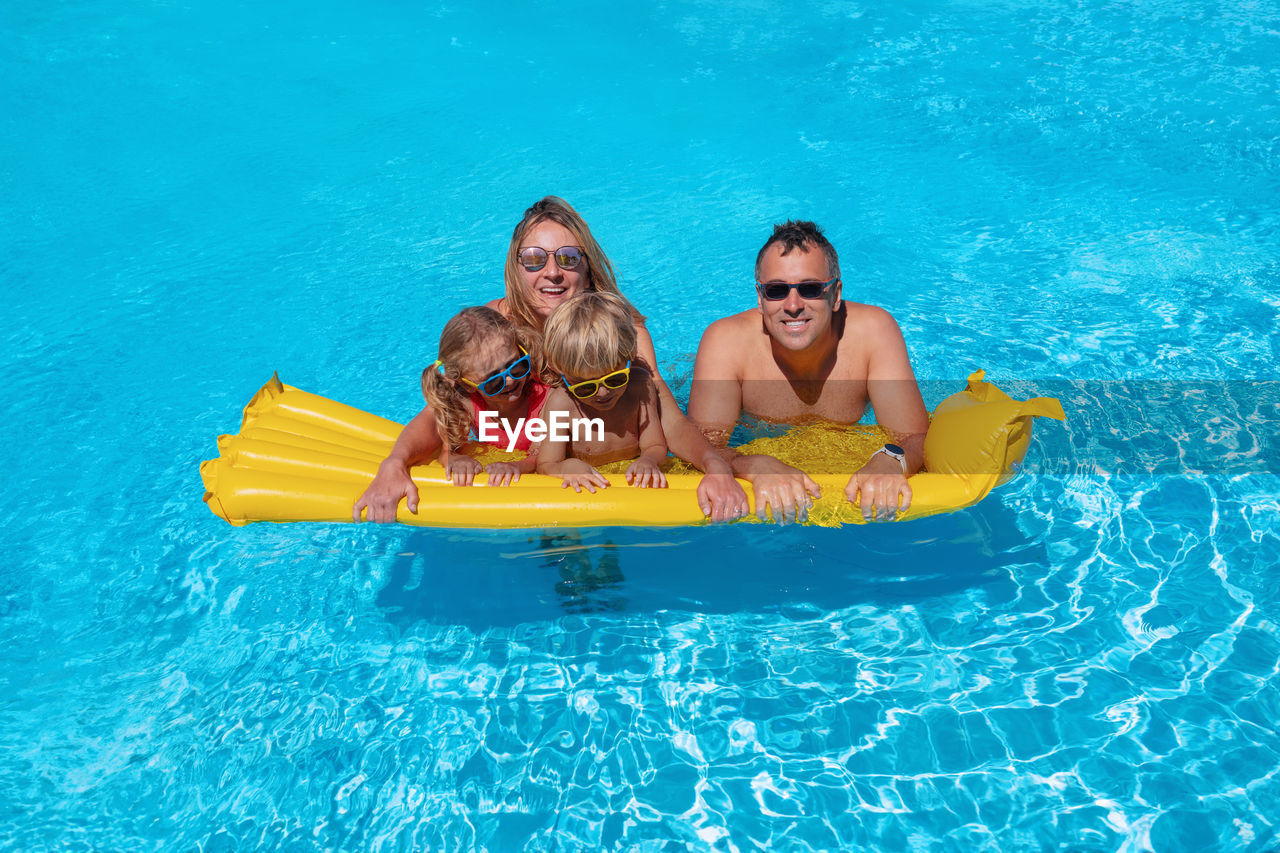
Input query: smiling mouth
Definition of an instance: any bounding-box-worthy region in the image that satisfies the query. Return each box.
[781,318,810,329]
[540,287,567,297]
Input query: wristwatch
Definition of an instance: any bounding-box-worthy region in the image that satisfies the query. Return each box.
[872,443,907,473]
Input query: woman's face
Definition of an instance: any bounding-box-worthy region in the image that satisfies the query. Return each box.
[516,220,590,319]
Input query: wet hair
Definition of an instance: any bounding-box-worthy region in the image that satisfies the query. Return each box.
[421,306,543,450]
[754,220,841,282]
[542,291,639,381]
[502,196,645,330]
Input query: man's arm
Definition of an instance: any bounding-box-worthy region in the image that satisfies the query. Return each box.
[865,307,929,465]
[845,307,930,519]
[686,318,745,452]
[688,318,820,523]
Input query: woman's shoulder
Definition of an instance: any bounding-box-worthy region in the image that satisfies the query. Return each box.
[485,296,507,314]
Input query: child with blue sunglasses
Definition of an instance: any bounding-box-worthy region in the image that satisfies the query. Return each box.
[373,306,551,497]
[537,292,669,493]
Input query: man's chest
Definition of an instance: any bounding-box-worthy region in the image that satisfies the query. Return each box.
[739,376,869,424]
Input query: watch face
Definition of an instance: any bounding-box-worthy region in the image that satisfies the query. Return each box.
[884,443,905,455]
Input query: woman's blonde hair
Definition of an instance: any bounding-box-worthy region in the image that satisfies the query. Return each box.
[421,306,543,450]
[502,196,645,330]
[542,291,639,380]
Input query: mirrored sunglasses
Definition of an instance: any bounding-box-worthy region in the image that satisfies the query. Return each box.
[518,246,586,272]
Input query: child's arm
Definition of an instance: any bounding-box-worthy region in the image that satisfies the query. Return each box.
[353,406,444,521]
[625,377,669,489]
[536,389,610,493]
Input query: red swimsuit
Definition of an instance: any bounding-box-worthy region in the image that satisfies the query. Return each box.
[467,378,550,451]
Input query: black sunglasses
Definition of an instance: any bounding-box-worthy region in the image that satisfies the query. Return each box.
[518,246,586,272]
[756,276,839,301]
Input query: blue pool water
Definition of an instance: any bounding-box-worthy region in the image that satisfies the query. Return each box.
[4,0,1279,849]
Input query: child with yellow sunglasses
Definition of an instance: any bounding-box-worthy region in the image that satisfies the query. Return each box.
[537,292,669,493]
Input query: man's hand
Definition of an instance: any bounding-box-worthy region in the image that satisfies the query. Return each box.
[352,459,418,523]
[734,454,821,524]
[845,453,912,521]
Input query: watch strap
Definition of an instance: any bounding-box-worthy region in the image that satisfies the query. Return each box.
[872,444,908,474]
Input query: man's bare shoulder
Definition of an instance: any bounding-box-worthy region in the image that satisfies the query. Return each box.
[839,301,903,343]
[699,309,762,348]
[695,310,764,375]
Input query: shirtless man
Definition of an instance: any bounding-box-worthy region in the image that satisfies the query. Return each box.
[688,220,929,522]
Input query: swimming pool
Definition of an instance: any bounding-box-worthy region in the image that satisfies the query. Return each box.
[3,0,1278,848]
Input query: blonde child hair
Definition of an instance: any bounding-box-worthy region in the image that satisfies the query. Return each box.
[542,291,639,381]
[421,306,543,450]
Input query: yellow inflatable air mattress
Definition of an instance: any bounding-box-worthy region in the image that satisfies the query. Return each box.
[200,370,1064,528]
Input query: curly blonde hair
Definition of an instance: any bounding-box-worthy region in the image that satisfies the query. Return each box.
[421,306,543,450]
[542,291,640,380]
